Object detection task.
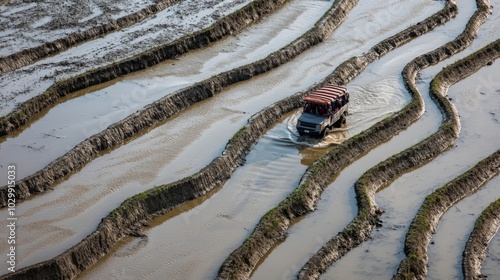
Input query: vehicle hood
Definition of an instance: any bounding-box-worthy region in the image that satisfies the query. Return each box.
[298,113,326,125]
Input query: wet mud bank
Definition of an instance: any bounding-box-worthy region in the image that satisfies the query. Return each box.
[463,197,500,280]
[299,1,493,279]
[0,0,449,276]
[396,151,500,280]
[217,2,461,279]
[0,0,357,278]
[0,0,180,75]
[0,91,304,280]
[393,39,500,280]
[0,0,354,207]
[0,0,292,137]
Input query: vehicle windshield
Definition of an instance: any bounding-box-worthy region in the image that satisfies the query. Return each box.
[303,102,329,116]
[304,99,345,115]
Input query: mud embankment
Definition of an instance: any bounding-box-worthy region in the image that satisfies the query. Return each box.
[0,0,362,276]
[396,152,500,280]
[0,0,180,75]
[0,90,306,280]
[298,1,493,279]
[217,2,461,279]
[392,39,500,280]
[0,0,358,278]
[0,0,293,137]
[0,0,312,207]
[463,196,500,279]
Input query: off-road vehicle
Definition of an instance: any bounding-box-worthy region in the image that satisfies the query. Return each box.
[296,84,349,137]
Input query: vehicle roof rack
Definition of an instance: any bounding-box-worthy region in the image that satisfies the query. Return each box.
[303,85,348,105]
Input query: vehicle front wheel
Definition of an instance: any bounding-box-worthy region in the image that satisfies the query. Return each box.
[320,127,330,137]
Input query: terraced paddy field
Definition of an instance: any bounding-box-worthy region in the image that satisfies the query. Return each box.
[0,0,498,279]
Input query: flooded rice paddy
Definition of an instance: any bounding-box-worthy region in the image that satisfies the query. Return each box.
[0,0,498,279]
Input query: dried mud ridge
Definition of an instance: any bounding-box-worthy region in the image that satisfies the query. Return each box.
[0,0,303,206]
[0,0,181,75]
[0,0,292,137]
[299,1,494,279]
[463,193,500,280]
[218,1,461,278]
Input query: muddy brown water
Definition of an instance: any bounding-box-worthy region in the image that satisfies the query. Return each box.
[0,0,497,279]
[76,0,447,279]
[0,0,340,271]
[425,61,500,280]
[0,0,331,182]
[320,2,500,279]
[250,2,464,277]
[0,0,156,56]
[78,123,307,279]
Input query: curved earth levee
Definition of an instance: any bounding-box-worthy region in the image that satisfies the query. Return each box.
[297,1,493,278]
[216,1,460,279]
[0,0,356,207]
[0,0,157,56]
[0,0,360,278]
[1,0,439,275]
[0,0,290,136]
[463,198,500,279]
[392,39,500,279]
[0,0,180,75]
[0,1,458,278]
